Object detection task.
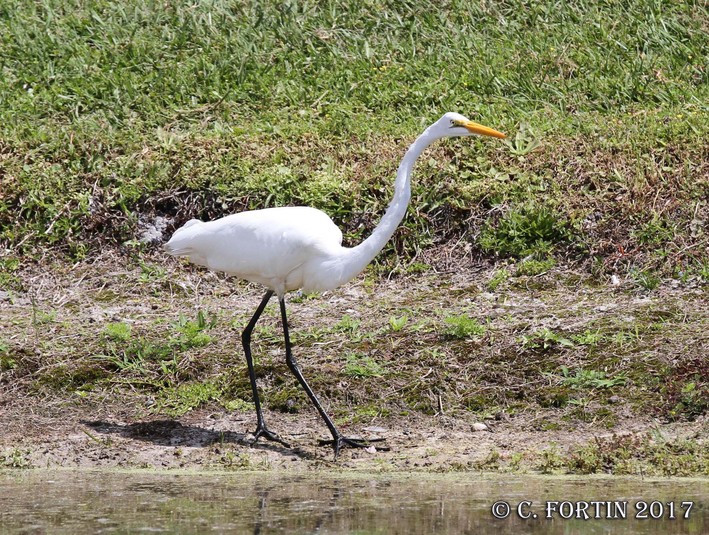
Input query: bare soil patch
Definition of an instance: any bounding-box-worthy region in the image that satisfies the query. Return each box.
[1,254,707,474]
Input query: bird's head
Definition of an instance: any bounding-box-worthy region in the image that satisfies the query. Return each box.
[431,112,506,140]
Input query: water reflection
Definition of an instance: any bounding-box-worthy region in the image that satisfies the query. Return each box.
[0,470,706,534]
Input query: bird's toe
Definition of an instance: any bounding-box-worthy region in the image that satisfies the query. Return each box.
[251,425,290,448]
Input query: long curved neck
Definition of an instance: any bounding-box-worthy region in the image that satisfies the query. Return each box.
[337,127,440,282]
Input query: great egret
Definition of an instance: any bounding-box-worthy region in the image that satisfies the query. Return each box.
[165,112,505,457]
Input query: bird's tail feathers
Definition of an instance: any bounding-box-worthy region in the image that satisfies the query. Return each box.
[163,219,204,256]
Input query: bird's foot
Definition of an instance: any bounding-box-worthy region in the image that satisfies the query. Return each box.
[251,424,290,448]
[318,435,388,459]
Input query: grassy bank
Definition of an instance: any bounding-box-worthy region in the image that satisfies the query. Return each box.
[1,0,707,277]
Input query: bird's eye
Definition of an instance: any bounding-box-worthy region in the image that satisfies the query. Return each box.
[449,120,456,128]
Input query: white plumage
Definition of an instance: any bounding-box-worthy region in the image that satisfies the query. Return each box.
[165,206,346,296]
[164,112,505,458]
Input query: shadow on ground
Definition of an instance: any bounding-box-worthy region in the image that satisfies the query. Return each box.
[80,419,317,459]
[82,419,246,447]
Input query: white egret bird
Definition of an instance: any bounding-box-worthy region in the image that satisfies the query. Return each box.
[165,112,505,457]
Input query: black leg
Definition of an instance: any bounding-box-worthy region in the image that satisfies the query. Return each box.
[278,298,385,459]
[242,290,289,447]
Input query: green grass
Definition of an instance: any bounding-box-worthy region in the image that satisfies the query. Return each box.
[0,0,706,276]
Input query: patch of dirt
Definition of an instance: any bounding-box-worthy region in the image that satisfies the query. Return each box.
[0,254,707,473]
[0,395,705,472]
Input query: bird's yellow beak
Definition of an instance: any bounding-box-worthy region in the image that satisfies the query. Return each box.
[454,119,506,139]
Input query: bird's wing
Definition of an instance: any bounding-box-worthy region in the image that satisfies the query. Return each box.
[165,206,342,284]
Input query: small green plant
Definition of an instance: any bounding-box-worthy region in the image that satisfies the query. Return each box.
[557,367,628,390]
[0,355,16,371]
[473,449,502,471]
[0,257,21,290]
[568,435,707,476]
[568,443,605,474]
[0,448,31,469]
[405,262,431,274]
[633,216,675,245]
[487,268,509,291]
[696,260,709,282]
[354,405,381,419]
[572,329,604,346]
[103,322,132,342]
[98,343,149,374]
[536,387,570,409]
[158,354,180,378]
[505,122,542,156]
[537,445,565,474]
[516,257,555,276]
[33,309,57,325]
[521,328,574,350]
[334,315,361,334]
[667,381,708,421]
[507,452,525,472]
[173,310,217,349]
[215,449,254,470]
[288,291,318,304]
[568,397,592,410]
[343,403,390,424]
[0,339,15,371]
[444,315,486,339]
[609,328,642,346]
[388,314,409,332]
[330,314,364,343]
[632,269,661,290]
[97,323,177,377]
[344,353,384,378]
[479,205,571,258]
[138,261,167,283]
[268,385,305,413]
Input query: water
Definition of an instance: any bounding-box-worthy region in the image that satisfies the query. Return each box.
[0,470,706,534]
